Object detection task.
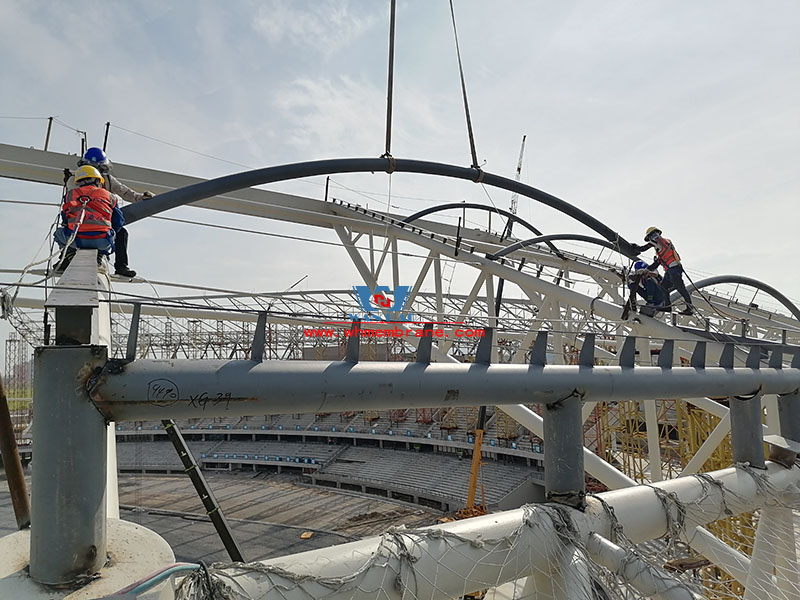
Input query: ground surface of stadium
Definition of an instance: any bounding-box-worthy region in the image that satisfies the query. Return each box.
[0,471,443,563]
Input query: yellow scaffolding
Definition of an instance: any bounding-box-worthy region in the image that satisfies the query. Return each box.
[592,394,758,599]
[495,411,519,440]
[674,400,755,599]
[438,407,459,430]
[595,401,649,484]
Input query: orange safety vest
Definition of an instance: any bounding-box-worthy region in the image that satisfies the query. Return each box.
[63,185,117,238]
[654,237,681,268]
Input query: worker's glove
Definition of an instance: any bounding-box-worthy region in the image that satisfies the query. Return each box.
[142,191,155,200]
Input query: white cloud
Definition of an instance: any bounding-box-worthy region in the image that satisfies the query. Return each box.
[2,0,800,371]
[273,75,385,154]
[251,0,384,57]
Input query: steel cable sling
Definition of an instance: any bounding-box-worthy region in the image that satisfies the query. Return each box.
[449,0,481,174]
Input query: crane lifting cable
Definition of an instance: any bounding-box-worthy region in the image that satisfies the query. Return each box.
[448,0,481,171]
[382,0,397,160]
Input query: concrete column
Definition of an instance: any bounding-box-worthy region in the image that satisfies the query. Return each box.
[543,395,585,508]
[729,395,766,468]
[30,345,108,585]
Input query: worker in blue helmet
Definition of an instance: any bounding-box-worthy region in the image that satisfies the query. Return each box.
[64,147,154,277]
[73,147,154,204]
[623,260,668,318]
[634,227,695,315]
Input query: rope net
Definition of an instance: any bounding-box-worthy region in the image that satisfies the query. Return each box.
[172,469,800,600]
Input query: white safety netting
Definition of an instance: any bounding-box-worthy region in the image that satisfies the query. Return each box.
[173,467,800,600]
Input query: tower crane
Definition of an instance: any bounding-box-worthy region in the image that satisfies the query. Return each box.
[452,135,529,522]
[508,134,526,216]
[500,135,526,241]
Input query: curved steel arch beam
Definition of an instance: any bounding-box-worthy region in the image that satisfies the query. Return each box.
[488,234,621,261]
[401,202,564,258]
[686,275,800,323]
[402,202,544,236]
[122,157,640,258]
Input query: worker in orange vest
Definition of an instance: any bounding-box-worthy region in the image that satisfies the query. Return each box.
[65,147,150,276]
[54,165,135,277]
[636,227,694,315]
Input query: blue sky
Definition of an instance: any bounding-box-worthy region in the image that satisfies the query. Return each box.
[1,0,799,367]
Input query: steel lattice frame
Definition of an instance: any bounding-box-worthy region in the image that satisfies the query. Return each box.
[3,144,800,597]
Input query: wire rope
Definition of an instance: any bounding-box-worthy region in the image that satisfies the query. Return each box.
[448,0,480,170]
[382,0,397,159]
[0,115,51,121]
[109,124,253,170]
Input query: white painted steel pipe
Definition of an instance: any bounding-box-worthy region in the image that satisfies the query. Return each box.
[680,413,731,477]
[195,463,800,600]
[205,507,565,600]
[586,533,702,600]
[644,399,664,482]
[773,507,800,600]
[744,506,794,600]
[744,507,788,600]
[683,525,750,586]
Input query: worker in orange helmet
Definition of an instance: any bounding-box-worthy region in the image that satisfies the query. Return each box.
[635,227,695,315]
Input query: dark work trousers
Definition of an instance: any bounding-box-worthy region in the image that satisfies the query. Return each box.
[662,264,693,306]
[114,227,130,269]
[631,277,668,306]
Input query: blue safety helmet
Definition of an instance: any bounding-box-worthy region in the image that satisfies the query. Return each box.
[79,147,111,173]
[633,260,648,272]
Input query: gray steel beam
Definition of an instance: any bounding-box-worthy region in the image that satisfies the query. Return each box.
[30,345,108,585]
[778,391,800,443]
[543,391,585,508]
[125,303,142,361]
[88,359,800,422]
[729,395,766,469]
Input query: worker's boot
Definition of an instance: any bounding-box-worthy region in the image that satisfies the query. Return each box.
[115,265,137,278]
[53,249,76,274]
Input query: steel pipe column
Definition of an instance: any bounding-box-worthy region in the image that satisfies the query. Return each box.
[729,395,766,468]
[543,394,585,508]
[29,345,108,585]
[778,391,800,442]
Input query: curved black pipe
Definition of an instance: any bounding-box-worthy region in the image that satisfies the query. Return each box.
[401,202,564,258]
[685,275,800,323]
[123,157,640,258]
[402,202,544,236]
[487,234,620,261]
